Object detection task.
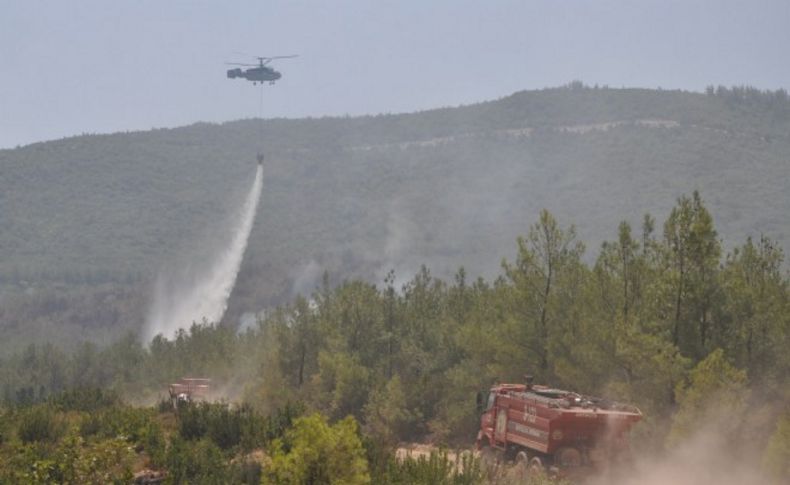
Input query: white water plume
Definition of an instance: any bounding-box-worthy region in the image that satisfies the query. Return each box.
[144,165,263,341]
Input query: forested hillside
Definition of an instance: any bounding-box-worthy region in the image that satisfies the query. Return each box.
[1,194,788,482]
[1,84,789,351]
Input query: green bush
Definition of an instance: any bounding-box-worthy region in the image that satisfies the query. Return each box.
[158,396,173,413]
[177,401,302,452]
[667,349,748,447]
[178,402,244,449]
[0,433,134,484]
[17,404,64,444]
[142,420,167,467]
[80,406,152,443]
[373,450,484,485]
[52,388,119,412]
[263,413,370,485]
[228,458,262,485]
[0,411,11,445]
[50,434,135,484]
[165,437,228,484]
[78,413,102,438]
[260,401,304,446]
[763,409,790,480]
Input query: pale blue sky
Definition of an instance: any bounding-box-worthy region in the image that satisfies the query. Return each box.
[1,0,789,148]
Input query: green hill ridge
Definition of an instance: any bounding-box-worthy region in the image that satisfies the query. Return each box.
[1,84,788,350]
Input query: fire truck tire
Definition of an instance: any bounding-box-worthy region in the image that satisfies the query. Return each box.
[509,450,528,478]
[528,456,545,475]
[554,446,583,468]
[515,451,529,465]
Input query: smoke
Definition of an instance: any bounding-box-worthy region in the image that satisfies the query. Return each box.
[143,165,263,341]
[237,311,262,334]
[290,259,323,297]
[371,200,420,291]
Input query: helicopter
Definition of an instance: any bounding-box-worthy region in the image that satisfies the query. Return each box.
[226,55,298,85]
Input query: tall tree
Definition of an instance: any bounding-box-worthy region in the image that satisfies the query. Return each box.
[720,235,788,378]
[595,221,642,326]
[502,209,584,377]
[276,296,320,388]
[662,191,721,358]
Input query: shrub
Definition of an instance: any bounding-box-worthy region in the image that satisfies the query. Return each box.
[51,434,134,484]
[178,402,242,448]
[177,401,302,452]
[78,413,102,438]
[165,437,228,484]
[80,406,152,443]
[228,458,262,485]
[372,449,484,485]
[763,409,790,480]
[142,421,166,467]
[263,413,370,485]
[51,388,119,412]
[667,349,748,447]
[260,401,304,445]
[17,404,64,444]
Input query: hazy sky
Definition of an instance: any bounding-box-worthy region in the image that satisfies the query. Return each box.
[2,0,789,148]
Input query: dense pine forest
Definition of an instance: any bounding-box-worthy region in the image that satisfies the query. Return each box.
[1,192,788,482]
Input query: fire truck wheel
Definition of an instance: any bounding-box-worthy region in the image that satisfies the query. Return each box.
[512,451,529,478]
[528,456,545,475]
[554,446,583,468]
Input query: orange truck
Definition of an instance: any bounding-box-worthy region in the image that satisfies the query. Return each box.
[476,376,642,476]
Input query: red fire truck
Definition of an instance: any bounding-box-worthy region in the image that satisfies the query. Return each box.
[169,377,211,408]
[476,376,642,476]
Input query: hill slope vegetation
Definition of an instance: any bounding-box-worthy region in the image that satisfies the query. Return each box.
[0,84,788,349]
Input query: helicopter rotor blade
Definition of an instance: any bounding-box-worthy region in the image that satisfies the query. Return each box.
[255,55,298,61]
[224,62,257,66]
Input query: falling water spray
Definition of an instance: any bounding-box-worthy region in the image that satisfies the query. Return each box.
[144,164,263,341]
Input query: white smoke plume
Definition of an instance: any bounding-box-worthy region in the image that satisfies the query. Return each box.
[372,200,419,291]
[144,165,263,341]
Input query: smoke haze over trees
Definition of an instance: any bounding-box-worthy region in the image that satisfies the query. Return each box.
[0,191,788,481]
[1,85,789,352]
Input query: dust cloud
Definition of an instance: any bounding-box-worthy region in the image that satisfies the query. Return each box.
[143,165,263,341]
[589,420,768,485]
